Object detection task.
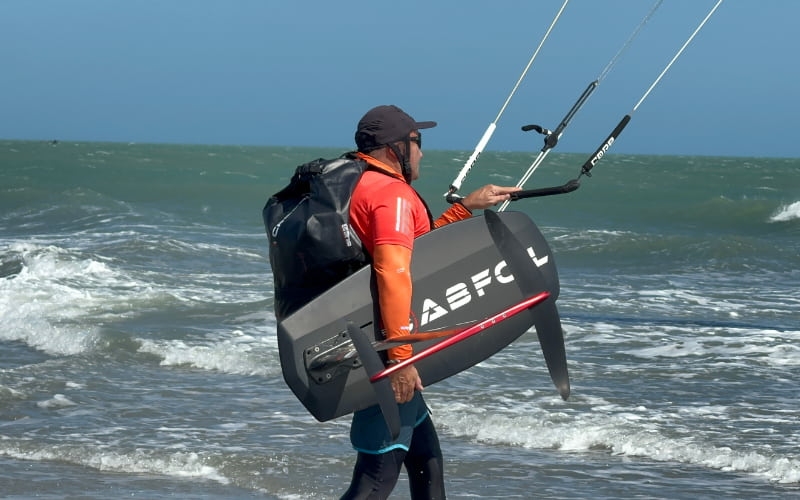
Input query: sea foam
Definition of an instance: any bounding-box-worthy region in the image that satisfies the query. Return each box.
[769,201,800,222]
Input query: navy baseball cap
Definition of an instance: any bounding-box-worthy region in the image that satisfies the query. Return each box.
[355,105,437,152]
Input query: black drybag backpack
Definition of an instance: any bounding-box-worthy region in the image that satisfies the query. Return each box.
[263,154,369,320]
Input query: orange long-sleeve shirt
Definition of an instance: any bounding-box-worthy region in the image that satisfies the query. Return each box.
[349,154,472,360]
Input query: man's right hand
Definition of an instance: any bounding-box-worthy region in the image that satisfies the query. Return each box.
[388,364,424,403]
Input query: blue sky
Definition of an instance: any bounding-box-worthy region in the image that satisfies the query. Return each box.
[1,1,797,157]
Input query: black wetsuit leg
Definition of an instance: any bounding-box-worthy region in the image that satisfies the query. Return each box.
[404,416,446,500]
[340,449,405,500]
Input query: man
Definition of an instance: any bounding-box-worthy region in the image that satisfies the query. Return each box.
[341,105,520,499]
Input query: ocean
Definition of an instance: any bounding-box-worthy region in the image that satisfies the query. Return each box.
[1,139,798,499]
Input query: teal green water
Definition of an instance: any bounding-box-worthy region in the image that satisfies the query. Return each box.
[5,141,798,228]
[4,140,797,274]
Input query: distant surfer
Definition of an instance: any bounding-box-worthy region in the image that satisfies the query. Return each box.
[339,105,520,499]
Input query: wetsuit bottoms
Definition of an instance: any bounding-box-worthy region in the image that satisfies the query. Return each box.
[340,416,445,500]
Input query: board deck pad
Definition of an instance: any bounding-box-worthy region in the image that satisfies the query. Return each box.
[277,210,563,422]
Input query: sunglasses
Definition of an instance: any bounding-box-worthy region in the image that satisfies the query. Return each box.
[408,133,422,149]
